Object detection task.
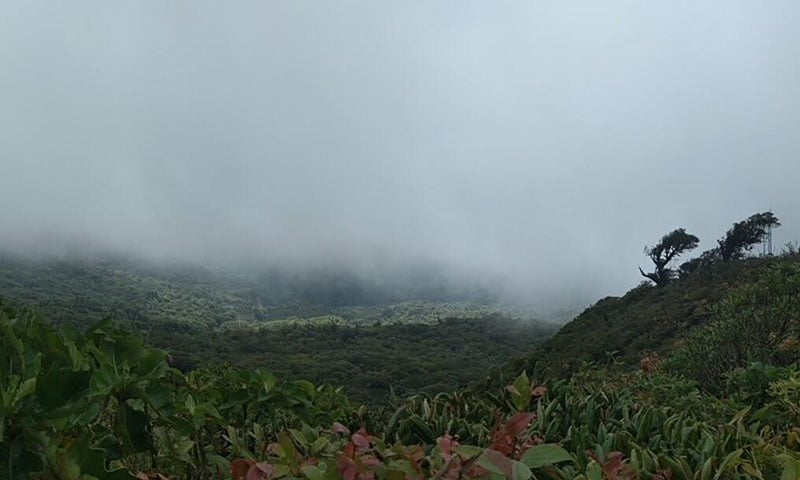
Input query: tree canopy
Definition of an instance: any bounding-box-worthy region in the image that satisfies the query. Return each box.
[640,228,700,286]
[718,211,781,261]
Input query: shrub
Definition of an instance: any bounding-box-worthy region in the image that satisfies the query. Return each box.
[668,263,800,390]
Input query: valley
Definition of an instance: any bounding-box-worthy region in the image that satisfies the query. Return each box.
[0,255,561,403]
[2,251,799,478]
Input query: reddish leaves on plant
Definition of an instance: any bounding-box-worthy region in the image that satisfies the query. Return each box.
[332,422,351,435]
[247,462,277,480]
[402,444,427,472]
[483,449,515,478]
[351,432,371,449]
[489,412,536,456]
[339,456,359,480]
[531,385,548,398]
[438,435,460,458]
[505,413,536,436]
[489,434,514,456]
[589,451,635,480]
[336,429,383,480]
[231,459,255,480]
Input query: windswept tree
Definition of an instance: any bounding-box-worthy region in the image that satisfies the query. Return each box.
[639,228,700,286]
[717,211,781,261]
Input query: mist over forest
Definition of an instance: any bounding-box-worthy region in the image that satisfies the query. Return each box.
[2,2,800,308]
[4,3,800,479]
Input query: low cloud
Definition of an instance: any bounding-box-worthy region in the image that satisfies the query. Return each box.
[1,1,799,307]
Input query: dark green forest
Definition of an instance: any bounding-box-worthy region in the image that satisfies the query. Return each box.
[0,257,557,404]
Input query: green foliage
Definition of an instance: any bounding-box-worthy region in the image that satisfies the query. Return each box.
[0,256,557,404]
[2,301,800,479]
[506,253,799,381]
[667,263,800,391]
[678,248,721,278]
[0,302,356,479]
[178,315,554,404]
[0,303,171,479]
[3,240,800,478]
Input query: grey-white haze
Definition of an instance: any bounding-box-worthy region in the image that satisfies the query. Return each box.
[1,1,799,306]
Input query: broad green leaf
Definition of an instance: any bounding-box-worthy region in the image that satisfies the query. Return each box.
[67,434,135,480]
[778,454,800,480]
[135,350,169,378]
[383,469,406,480]
[479,449,532,480]
[0,316,24,364]
[144,383,171,409]
[116,402,153,453]
[521,444,573,469]
[89,361,119,396]
[585,461,603,480]
[510,372,531,412]
[454,445,484,459]
[302,465,325,480]
[13,377,36,404]
[714,449,742,480]
[699,457,715,480]
[37,368,90,410]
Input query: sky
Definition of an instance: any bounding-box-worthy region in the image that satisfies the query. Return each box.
[1,1,799,305]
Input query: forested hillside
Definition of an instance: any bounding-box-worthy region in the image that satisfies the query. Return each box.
[3,253,800,479]
[504,253,800,381]
[0,256,252,330]
[0,256,558,403]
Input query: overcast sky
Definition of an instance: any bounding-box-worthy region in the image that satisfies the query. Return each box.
[1,1,799,304]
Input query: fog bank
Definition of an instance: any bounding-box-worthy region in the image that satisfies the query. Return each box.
[2,2,799,306]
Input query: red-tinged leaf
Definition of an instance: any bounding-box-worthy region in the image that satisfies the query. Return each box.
[245,466,263,480]
[481,449,515,479]
[362,456,382,468]
[439,435,459,456]
[247,463,276,480]
[591,451,635,480]
[339,457,359,480]
[505,412,536,436]
[489,433,515,456]
[531,386,548,398]
[406,445,427,470]
[352,433,370,449]
[231,459,255,480]
[469,464,489,478]
[356,427,377,443]
[332,422,350,435]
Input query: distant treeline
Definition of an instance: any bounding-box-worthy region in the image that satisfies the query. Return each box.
[249,266,497,307]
